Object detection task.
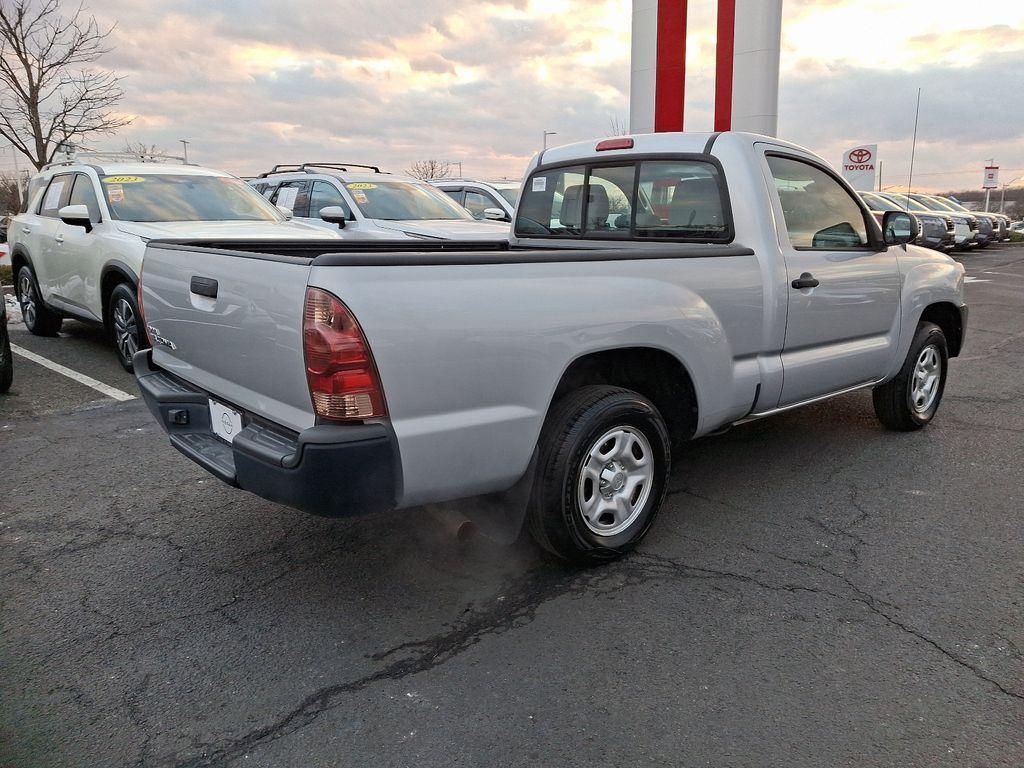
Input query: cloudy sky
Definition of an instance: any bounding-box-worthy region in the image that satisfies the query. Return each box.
[85,0,1024,191]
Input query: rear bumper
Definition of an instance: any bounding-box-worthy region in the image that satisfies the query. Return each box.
[133,350,400,516]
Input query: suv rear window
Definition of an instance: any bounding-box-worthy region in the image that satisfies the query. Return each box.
[516,159,730,242]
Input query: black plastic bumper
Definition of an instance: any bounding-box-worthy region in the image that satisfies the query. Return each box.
[133,350,399,516]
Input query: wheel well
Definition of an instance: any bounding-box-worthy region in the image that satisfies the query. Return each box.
[100,268,135,327]
[553,348,698,444]
[10,251,28,284]
[920,302,963,357]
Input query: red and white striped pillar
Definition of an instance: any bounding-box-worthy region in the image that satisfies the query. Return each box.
[630,0,783,137]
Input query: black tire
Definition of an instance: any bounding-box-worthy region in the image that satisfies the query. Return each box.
[0,324,12,393]
[108,282,148,373]
[526,385,671,564]
[873,321,948,431]
[16,265,62,336]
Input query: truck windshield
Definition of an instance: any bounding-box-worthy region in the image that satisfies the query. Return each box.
[928,197,968,212]
[861,192,902,212]
[100,175,281,222]
[344,181,472,221]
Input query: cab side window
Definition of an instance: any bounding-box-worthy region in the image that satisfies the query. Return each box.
[68,174,102,222]
[39,174,71,218]
[464,190,500,219]
[767,155,869,249]
[271,180,311,217]
[309,181,349,219]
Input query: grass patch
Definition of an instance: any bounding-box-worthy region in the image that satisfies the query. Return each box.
[0,264,11,287]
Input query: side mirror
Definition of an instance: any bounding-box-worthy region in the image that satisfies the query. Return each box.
[277,205,293,220]
[58,204,93,232]
[482,207,507,221]
[882,210,919,246]
[318,206,348,228]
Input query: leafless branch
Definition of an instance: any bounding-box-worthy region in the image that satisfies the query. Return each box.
[0,0,130,169]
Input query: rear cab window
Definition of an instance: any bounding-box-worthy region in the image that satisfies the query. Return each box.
[515,157,731,242]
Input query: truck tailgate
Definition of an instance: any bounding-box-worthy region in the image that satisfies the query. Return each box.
[140,243,315,432]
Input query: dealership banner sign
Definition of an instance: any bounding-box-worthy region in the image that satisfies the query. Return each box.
[841,145,878,191]
[982,166,999,189]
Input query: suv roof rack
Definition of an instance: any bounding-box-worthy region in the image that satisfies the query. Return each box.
[256,162,384,178]
[41,151,191,171]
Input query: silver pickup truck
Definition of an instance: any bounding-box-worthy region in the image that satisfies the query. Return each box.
[134,132,967,563]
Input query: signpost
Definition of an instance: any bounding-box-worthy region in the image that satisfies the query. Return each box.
[841,144,878,191]
[983,165,999,212]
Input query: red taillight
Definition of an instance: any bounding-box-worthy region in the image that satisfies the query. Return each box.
[303,287,386,420]
[596,137,634,151]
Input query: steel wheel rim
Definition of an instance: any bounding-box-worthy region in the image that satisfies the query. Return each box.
[576,425,654,537]
[910,344,941,414]
[113,298,138,361]
[18,273,37,328]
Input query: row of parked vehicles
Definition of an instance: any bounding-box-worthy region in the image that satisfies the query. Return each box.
[3,134,972,562]
[859,190,1013,253]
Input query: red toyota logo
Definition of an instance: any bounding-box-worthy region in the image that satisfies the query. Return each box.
[849,148,872,163]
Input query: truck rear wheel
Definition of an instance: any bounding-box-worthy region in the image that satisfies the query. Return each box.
[873,321,948,431]
[527,385,671,564]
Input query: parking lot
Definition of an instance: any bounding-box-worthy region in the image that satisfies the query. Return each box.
[1,245,1022,767]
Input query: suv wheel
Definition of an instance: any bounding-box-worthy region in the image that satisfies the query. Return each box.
[526,385,671,564]
[108,283,147,372]
[16,265,62,336]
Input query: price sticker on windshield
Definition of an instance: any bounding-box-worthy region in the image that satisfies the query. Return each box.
[346,183,376,190]
[532,176,547,192]
[106,185,125,203]
[103,176,145,184]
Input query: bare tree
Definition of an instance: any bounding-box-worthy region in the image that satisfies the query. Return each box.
[123,140,165,161]
[405,159,452,181]
[607,115,629,137]
[0,0,130,170]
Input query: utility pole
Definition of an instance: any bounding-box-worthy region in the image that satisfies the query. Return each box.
[1000,177,1022,214]
[10,144,22,209]
[542,131,557,150]
[877,160,882,192]
[179,139,190,164]
[905,88,921,209]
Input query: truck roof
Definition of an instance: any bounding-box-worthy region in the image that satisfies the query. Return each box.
[535,131,814,168]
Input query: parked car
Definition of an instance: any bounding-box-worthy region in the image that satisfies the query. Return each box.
[859,191,954,251]
[249,164,511,241]
[878,192,978,251]
[1010,221,1024,234]
[0,291,12,393]
[135,131,966,564]
[911,195,996,248]
[431,179,521,222]
[7,157,340,371]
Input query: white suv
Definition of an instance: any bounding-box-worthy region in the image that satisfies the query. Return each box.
[248,163,511,240]
[431,179,521,222]
[8,157,338,371]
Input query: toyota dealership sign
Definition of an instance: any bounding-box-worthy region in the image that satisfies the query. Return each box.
[841,144,878,191]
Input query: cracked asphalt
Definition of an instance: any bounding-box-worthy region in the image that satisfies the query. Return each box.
[2,246,1022,768]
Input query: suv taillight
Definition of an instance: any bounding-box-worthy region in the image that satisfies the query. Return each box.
[303,287,386,420]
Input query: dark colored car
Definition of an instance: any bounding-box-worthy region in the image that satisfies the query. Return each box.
[0,292,12,393]
[915,195,998,248]
[860,191,954,252]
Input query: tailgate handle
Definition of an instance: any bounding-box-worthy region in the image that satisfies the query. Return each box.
[190,276,219,298]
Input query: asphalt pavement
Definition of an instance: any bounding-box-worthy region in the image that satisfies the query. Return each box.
[2,246,1022,767]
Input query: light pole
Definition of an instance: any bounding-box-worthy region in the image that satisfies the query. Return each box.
[999,177,1021,214]
[179,139,190,164]
[542,131,557,150]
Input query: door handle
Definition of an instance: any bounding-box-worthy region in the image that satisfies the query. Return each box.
[22,227,31,234]
[791,272,819,290]
[54,235,64,244]
[190,276,218,298]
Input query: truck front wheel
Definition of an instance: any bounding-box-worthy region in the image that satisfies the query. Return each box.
[527,385,671,564]
[873,321,948,431]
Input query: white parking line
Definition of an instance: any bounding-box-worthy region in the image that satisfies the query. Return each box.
[9,344,136,402]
